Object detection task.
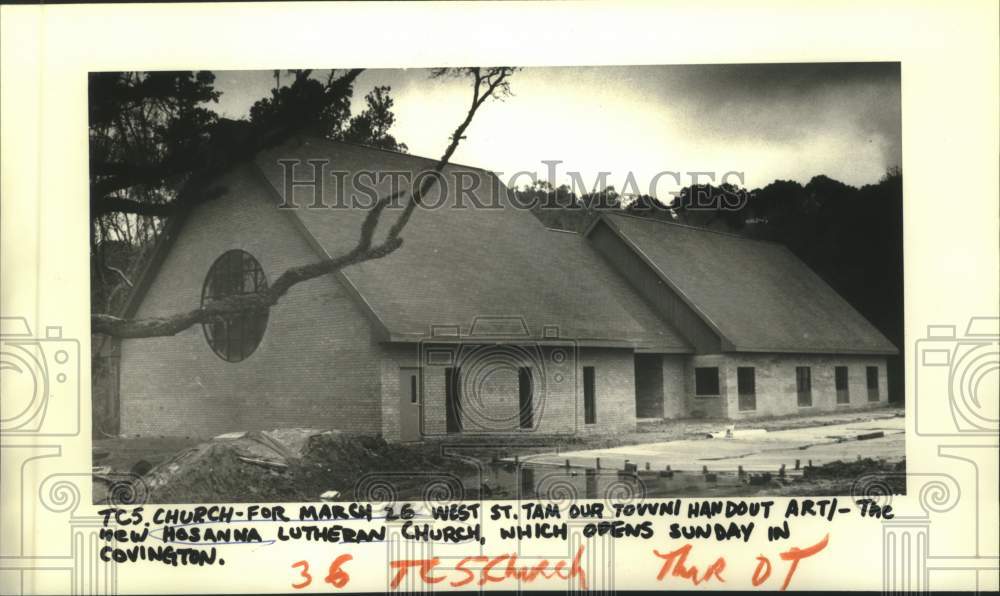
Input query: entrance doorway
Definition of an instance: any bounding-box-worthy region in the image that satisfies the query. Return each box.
[399,368,421,441]
[634,354,664,418]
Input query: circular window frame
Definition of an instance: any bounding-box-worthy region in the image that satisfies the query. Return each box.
[200,249,270,362]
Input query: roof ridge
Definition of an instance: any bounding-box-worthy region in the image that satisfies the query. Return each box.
[607,211,785,246]
[298,134,495,176]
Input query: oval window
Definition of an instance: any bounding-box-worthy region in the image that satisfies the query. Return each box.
[201,249,269,362]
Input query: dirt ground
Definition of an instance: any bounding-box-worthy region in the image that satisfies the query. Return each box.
[94,405,905,503]
[94,436,200,473]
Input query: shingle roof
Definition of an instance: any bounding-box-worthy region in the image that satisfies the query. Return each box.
[253,137,691,352]
[595,213,898,355]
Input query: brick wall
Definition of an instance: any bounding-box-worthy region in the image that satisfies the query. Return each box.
[685,354,731,418]
[724,353,889,419]
[119,163,383,438]
[578,348,637,435]
[677,353,889,420]
[379,344,637,439]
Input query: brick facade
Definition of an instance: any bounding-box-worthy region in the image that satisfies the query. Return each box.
[378,344,636,440]
[117,156,895,440]
[682,353,889,420]
[119,164,383,438]
[119,166,640,440]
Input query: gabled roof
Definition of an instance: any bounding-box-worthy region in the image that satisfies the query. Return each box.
[591,213,898,355]
[252,137,691,352]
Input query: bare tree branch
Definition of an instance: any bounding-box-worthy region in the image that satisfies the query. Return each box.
[92,196,176,218]
[91,240,400,338]
[386,67,517,237]
[91,67,518,339]
[105,265,134,288]
[91,162,188,198]
[91,184,228,218]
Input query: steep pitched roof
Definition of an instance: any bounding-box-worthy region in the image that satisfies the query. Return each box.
[593,213,898,355]
[252,137,691,352]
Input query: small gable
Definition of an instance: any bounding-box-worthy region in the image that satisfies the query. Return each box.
[591,213,898,355]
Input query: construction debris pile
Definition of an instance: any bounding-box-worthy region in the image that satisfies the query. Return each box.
[111,429,478,504]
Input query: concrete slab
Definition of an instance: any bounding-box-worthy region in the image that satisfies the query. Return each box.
[512,417,904,474]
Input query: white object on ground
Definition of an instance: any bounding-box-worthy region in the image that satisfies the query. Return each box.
[213,431,247,441]
[708,427,767,439]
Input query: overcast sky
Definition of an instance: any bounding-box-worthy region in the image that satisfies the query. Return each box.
[211,63,901,197]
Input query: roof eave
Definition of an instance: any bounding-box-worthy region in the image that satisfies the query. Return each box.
[726,345,900,356]
[382,333,692,352]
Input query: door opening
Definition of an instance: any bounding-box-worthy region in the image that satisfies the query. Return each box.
[445,367,462,433]
[634,354,664,418]
[399,368,421,441]
[518,367,534,429]
[737,366,756,411]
